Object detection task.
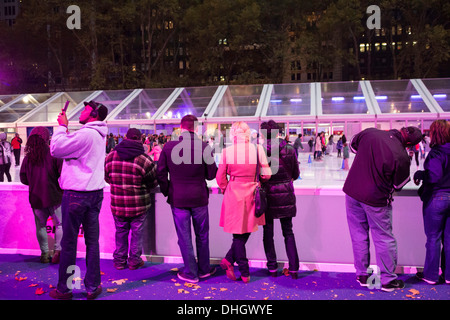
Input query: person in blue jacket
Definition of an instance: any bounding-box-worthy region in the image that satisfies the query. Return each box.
[414,119,450,285]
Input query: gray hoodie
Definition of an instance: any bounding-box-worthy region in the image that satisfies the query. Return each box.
[50,121,108,191]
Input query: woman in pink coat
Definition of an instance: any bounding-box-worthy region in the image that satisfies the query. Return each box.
[216,121,271,283]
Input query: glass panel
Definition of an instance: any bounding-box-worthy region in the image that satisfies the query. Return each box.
[0,94,20,107]
[69,89,134,121]
[24,91,95,122]
[213,85,263,117]
[370,79,429,113]
[421,78,450,112]
[320,81,369,115]
[162,86,219,119]
[115,88,174,120]
[0,93,55,123]
[266,83,311,116]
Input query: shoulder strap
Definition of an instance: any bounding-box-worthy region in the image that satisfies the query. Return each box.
[255,144,260,182]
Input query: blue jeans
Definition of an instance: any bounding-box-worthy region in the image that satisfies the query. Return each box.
[423,191,450,282]
[345,195,398,285]
[113,212,147,268]
[171,205,210,280]
[57,190,103,294]
[33,205,62,254]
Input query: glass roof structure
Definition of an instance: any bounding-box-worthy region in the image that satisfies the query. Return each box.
[0,78,446,132]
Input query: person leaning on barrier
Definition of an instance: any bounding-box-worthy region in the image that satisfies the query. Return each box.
[216,121,271,283]
[413,120,450,285]
[260,120,300,279]
[105,128,158,271]
[156,115,218,284]
[343,126,423,292]
[49,100,108,300]
[20,127,63,264]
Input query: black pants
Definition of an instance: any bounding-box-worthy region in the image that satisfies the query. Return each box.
[0,163,11,182]
[225,233,251,277]
[13,149,21,166]
[263,217,299,272]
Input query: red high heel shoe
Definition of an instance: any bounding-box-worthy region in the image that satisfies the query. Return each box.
[220,258,237,281]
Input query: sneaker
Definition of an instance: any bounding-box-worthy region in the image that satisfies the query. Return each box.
[177,271,199,283]
[199,267,217,279]
[289,271,298,280]
[113,262,127,270]
[51,250,60,264]
[220,258,237,281]
[87,286,102,300]
[381,279,405,292]
[40,252,50,263]
[129,260,144,270]
[49,289,73,300]
[268,269,278,277]
[357,275,370,287]
[416,272,438,285]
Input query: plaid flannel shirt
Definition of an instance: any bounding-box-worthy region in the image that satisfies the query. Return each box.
[105,151,158,218]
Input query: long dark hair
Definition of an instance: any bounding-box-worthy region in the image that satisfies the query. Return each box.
[25,135,49,166]
[429,120,450,147]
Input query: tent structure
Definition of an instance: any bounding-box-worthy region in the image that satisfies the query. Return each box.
[0,78,448,142]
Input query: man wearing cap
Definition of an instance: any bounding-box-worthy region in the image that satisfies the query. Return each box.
[104,128,158,270]
[343,126,423,292]
[49,100,108,300]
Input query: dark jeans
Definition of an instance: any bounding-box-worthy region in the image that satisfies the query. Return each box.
[113,212,147,268]
[171,205,210,280]
[0,163,11,182]
[13,148,21,166]
[225,233,251,277]
[57,190,103,294]
[263,217,299,272]
[423,191,450,282]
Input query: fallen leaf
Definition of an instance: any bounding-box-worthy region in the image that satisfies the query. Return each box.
[219,288,228,292]
[204,296,212,299]
[177,288,189,294]
[356,293,365,296]
[174,283,181,287]
[408,289,420,295]
[29,284,39,287]
[111,278,128,285]
[107,288,118,293]
[35,288,45,295]
[170,268,179,272]
[264,297,269,300]
[15,276,27,281]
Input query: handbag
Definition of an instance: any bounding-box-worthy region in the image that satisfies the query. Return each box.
[254,144,267,218]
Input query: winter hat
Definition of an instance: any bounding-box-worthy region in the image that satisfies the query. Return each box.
[126,128,142,141]
[29,127,50,143]
[0,132,6,141]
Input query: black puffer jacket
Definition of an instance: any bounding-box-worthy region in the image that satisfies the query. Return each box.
[262,139,300,219]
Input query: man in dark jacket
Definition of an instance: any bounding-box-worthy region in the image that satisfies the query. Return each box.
[156,115,218,283]
[105,128,158,270]
[261,120,300,278]
[343,126,423,292]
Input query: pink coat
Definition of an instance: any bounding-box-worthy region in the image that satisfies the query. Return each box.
[216,142,271,234]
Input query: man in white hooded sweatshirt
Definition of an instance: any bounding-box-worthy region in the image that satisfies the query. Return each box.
[49,101,108,300]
